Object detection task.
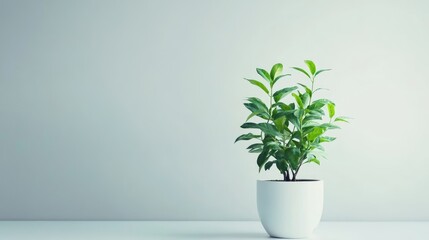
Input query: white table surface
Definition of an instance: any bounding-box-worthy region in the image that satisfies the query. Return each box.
[0,221,428,240]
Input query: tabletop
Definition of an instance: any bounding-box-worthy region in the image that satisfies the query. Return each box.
[1,221,428,239]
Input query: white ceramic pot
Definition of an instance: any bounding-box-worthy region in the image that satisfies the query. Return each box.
[257,180,323,238]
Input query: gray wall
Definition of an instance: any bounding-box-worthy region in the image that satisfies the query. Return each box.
[1,0,429,220]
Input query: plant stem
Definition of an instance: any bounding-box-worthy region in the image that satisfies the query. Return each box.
[309,76,315,104]
[292,153,308,181]
[292,166,298,181]
[291,76,316,181]
[267,85,273,122]
[285,126,295,147]
[261,86,274,141]
[283,171,288,181]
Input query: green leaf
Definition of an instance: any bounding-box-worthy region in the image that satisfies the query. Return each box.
[247,97,269,112]
[319,123,340,129]
[308,127,325,142]
[245,110,270,121]
[274,150,286,160]
[257,148,270,172]
[315,144,325,151]
[294,108,304,120]
[303,109,324,123]
[273,74,290,85]
[314,69,331,77]
[264,161,275,170]
[273,116,286,132]
[247,143,264,149]
[247,143,264,153]
[319,136,336,143]
[244,103,259,113]
[309,99,332,110]
[245,111,258,121]
[240,122,260,129]
[273,86,298,102]
[245,79,269,94]
[241,122,282,138]
[307,158,320,165]
[256,68,271,83]
[249,148,263,153]
[292,131,302,145]
[311,109,325,115]
[304,60,316,75]
[291,67,311,78]
[309,143,324,151]
[258,123,282,138]
[285,147,301,170]
[272,102,292,111]
[287,111,301,129]
[270,63,283,81]
[262,135,276,144]
[308,150,326,160]
[272,109,294,120]
[302,120,320,128]
[334,117,349,123]
[305,109,325,122]
[327,103,336,118]
[298,83,312,97]
[244,103,270,120]
[292,93,304,109]
[244,98,270,119]
[276,160,288,172]
[273,109,302,129]
[313,87,329,93]
[301,92,310,108]
[266,141,281,151]
[303,114,322,122]
[302,125,316,135]
[235,133,261,142]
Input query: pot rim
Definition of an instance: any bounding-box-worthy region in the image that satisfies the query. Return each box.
[257,179,323,183]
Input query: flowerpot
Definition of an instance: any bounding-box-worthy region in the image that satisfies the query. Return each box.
[257,180,323,238]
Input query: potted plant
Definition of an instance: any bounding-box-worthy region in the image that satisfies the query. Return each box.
[235,60,347,238]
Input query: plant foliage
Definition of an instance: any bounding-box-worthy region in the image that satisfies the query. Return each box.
[235,61,348,181]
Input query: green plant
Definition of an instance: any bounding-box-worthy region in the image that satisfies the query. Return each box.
[235,60,348,181]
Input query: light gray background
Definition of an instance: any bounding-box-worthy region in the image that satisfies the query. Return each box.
[1,0,428,221]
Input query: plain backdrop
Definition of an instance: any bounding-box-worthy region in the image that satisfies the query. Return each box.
[1,0,429,221]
